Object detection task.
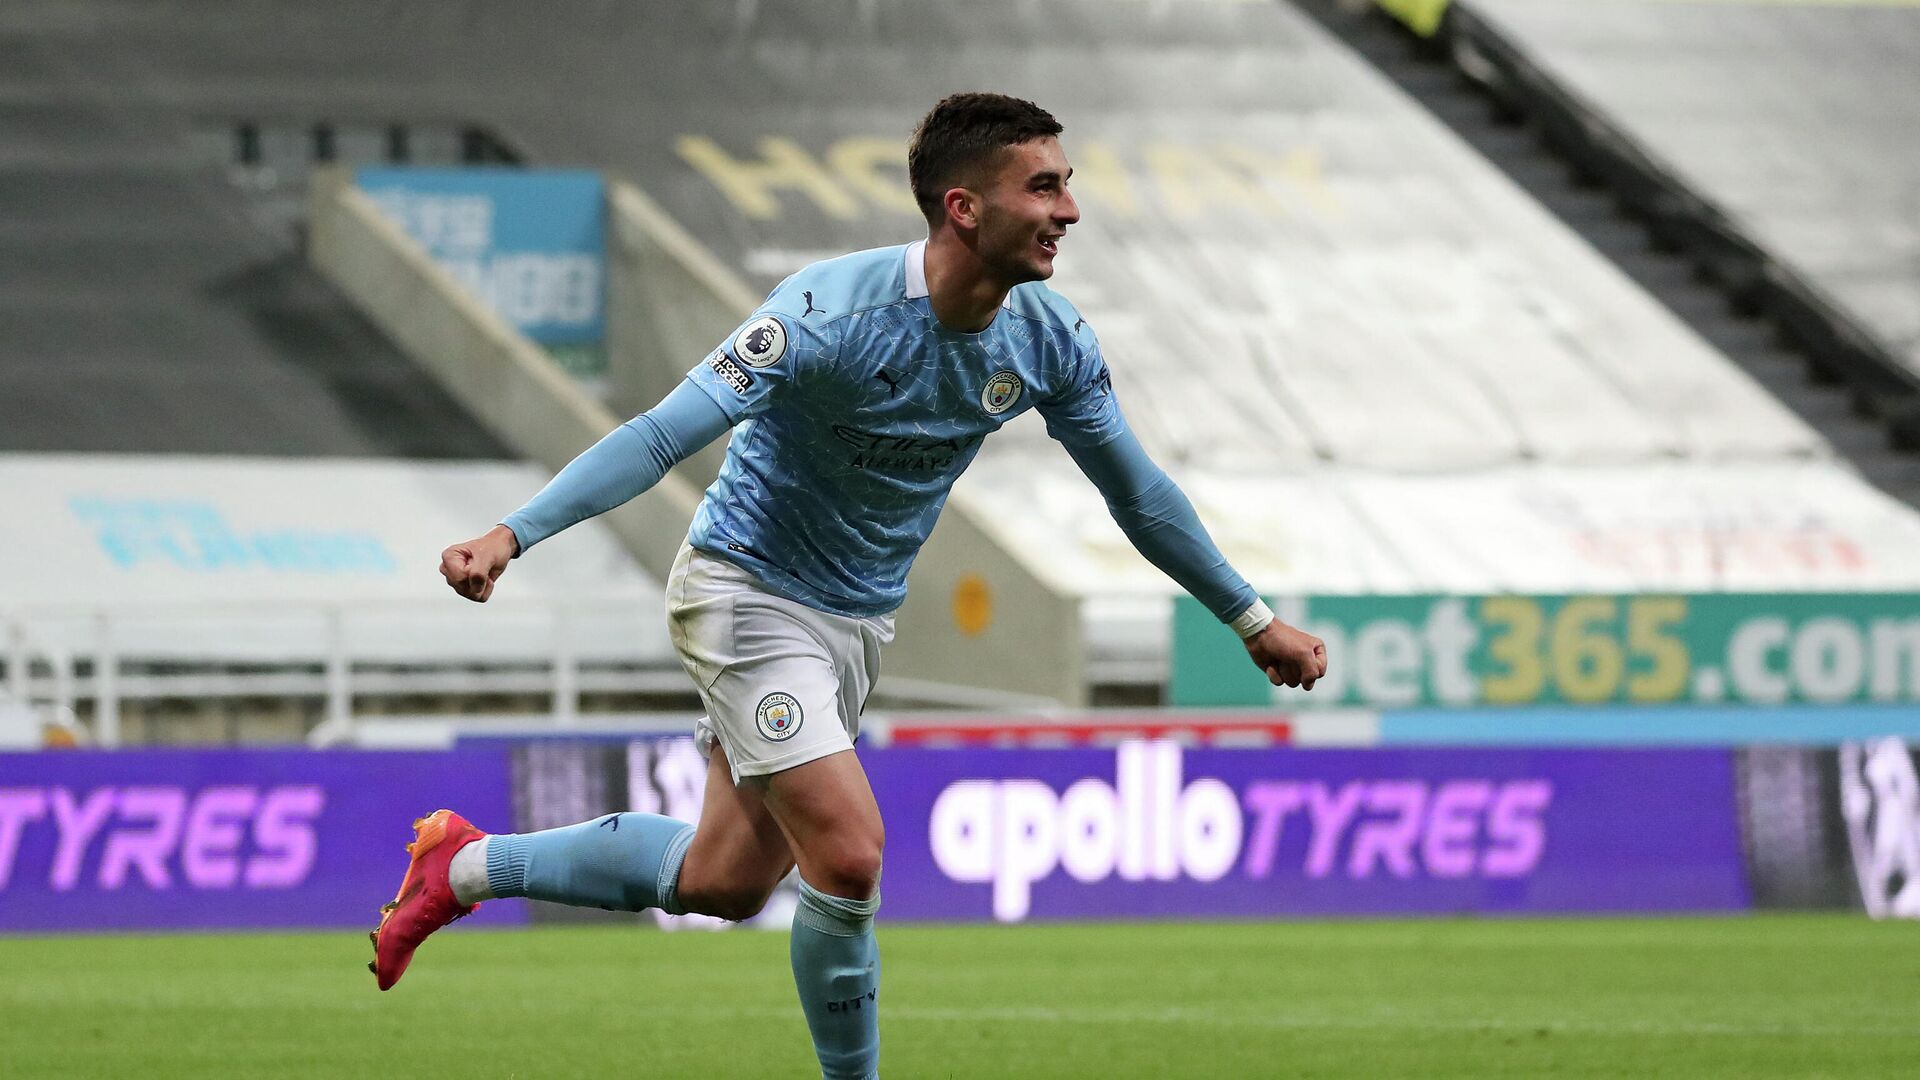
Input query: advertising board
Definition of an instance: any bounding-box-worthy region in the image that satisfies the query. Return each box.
[503,738,1751,924]
[358,167,605,346]
[8,736,1892,931]
[1174,593,1920,709]
[0,749,518,931]
[870,742,1747,922]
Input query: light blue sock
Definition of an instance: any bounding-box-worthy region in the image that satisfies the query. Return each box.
[790,879,881,1080]
[484,813,696,914]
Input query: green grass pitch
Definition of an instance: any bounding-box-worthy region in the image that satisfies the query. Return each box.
[4,915,1914,1078]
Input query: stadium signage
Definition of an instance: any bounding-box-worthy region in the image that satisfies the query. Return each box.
[0,749,516,932]
[675,135,1334,223]
[926,742,1551,921]
[874,742,1746,922]
[929,742,1242,922]
[357,167,605,346]
[1,739,1809,931]
[0,784,323,892]
[69,496,397,574]
[1171,593,1920,708]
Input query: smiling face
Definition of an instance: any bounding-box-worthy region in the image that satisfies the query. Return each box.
[970,136,1080,285]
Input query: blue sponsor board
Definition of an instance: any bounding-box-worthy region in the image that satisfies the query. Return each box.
[357,167,605,344]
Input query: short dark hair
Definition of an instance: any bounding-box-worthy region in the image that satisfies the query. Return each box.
[908,93,1063,223]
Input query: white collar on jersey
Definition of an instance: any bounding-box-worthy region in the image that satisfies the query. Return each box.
[904,239,1013,309]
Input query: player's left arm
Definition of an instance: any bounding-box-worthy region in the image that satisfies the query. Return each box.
[1061,427,1326,689]
[1040,326,1326,689]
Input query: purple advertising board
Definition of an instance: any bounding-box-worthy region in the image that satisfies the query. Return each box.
[1,740,1763,932]
[864,743,1750,921]
[0,749,520,932]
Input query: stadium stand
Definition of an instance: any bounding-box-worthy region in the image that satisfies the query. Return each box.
[1395,0,1920,449]
[0,12,507,458]
[11,0,1920,729]
[1296,0,1920,505]
[0,3,687,743]
[569,0,1920,665]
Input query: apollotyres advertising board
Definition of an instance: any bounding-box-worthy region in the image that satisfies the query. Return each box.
[356,167,605,347]
[1172,593,1920,708]
[872,742,1748,922]
[0,750,518,932]
[498,738,1754,923]
[5,738,1888,932]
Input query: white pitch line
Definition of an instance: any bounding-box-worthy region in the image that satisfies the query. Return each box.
[876,1005,1920,1040]
[406,1001,1920,1041]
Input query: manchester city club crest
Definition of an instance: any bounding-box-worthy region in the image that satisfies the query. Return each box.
[756,692,804,741]
[981,369,1023,415]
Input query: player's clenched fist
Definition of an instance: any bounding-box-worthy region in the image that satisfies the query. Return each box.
[439,524,519,603]
[1244,620,1328,691]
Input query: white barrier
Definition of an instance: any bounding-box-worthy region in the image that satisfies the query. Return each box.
[0,601,681,748]
[0,453,674,746]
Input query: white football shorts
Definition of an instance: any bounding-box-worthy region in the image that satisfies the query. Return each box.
[666,541,895,783]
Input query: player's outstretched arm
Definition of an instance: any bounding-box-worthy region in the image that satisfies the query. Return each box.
[1061,425,1327,689]
[438,381,733,603]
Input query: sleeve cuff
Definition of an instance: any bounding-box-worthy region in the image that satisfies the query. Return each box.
[500,518,533,559]
[1229,598,1274,639]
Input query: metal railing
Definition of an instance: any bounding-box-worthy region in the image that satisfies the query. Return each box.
[0,601,1070,749]
[0,601,677,748]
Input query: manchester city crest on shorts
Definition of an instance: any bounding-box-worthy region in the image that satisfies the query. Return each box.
[981,369,1023,415]
[756,692,803,741]
[733,316,788,368]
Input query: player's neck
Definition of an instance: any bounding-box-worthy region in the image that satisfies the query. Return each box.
[922,232,1009,334]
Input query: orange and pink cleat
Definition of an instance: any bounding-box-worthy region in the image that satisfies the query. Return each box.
[369,808,486,991]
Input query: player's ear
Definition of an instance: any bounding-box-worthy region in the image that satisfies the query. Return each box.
[943,186,979,231]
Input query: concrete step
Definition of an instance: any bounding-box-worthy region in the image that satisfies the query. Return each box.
[1497,154,1584,192]
[1691,317,1779,355]
[1460,124,1538,157]
[1853,455,1920,504]
[1736,344,1811,378]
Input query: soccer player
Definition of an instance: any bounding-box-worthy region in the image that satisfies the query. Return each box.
[371,93,1328,1079]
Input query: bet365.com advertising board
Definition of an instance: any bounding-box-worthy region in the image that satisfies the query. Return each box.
[1172,594,1920,708]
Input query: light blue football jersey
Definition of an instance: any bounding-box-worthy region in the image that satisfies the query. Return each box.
[682,241,1123,617]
